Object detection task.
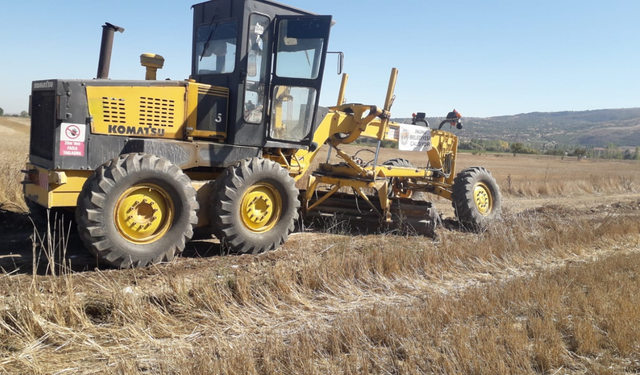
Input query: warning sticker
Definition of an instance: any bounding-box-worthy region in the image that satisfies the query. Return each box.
[60,141,85,156]
[60,123,86,157]
[60,123,86,141]
[386,126,400,141]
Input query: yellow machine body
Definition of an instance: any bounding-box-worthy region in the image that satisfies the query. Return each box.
[87,83,228,140]
[27,69,459,226]
[23,164,92,208]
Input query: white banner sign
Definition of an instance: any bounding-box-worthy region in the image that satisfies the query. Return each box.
[398,124,432,152]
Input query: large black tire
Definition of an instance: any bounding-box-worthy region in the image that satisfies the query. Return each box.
[210,158,300,255]
[382,158,423,200]
[451,167,501,230]
[76,153,199,268]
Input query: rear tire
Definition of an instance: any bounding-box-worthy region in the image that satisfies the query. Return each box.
[451,167,501,230]
[76,153,198,268]
[210,158,299,254]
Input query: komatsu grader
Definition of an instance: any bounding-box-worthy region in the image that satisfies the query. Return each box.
[23,0,501,268]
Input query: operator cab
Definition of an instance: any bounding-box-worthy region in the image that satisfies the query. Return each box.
[191,0,332,150]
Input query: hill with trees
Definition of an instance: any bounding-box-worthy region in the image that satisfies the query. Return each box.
[395,108,640,149]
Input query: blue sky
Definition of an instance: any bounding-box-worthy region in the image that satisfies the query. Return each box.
[0,0,638,117]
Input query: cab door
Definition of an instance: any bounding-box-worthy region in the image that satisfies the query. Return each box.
[266,15,332,147]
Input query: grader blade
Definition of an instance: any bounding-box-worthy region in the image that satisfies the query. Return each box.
[305,192,438,236]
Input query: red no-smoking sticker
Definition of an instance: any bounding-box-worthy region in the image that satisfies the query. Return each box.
[65,125,81,140]
[60,123,86,141]
[60,123,86,157]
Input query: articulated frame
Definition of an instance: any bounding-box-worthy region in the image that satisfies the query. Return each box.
[294,68,459,222]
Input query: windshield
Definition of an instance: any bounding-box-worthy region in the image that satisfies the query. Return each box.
[275,19,326,80]
[195,20,237,75]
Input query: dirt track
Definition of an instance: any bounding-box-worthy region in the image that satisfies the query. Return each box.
[0,117,29,135]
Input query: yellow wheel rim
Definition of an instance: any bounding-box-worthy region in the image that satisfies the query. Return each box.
[473,182,493,215]
[114,184,174,244]
[240,183,282,233]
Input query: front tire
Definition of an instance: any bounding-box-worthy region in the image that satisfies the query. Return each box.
[210,158,300,254]
[451,167,501,230]
[76,153,198,268]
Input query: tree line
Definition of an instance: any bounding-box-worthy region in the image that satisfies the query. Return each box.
[0,107,29,117]
[460,139,640,160]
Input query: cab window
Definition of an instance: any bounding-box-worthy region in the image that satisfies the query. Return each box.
[196,20,237,75]
[274,19,325,80]
[269,86,317,142]
[269,18,326,142]
[243,14,270,124]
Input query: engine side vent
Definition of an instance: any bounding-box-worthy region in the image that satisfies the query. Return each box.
[102,97,127,125]
[139,97,175,127]
[30,90,56,161]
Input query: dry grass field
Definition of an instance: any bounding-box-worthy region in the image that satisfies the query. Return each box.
[0,117,29,210]
[1,118,640,374]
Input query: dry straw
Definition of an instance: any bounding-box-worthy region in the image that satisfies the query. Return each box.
[1,119,640,373]
[0,201,639,373]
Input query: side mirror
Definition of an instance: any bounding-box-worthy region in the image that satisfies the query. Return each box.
[411,112,430,127]
[327,51,344,75]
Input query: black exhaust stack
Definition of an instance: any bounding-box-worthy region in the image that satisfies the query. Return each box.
[96,22,125,79]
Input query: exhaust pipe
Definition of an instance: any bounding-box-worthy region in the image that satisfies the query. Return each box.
[96,22,125,79]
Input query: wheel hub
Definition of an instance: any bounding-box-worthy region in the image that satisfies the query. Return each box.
[473,182,493,215]
[241,184,282,233]
[115,184,173,243]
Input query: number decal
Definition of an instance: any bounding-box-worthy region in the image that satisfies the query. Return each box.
[215,113,223,123]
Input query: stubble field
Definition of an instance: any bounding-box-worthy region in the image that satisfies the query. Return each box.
[1,116,640,374]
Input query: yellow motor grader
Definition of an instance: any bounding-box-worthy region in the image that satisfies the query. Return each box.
[23,0,501,268]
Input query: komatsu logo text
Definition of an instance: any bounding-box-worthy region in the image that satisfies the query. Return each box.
[108,125,165,136]
[33,81,54,89]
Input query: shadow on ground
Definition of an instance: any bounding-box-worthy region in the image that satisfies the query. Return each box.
[1,206,454,276]
[0,207,227,275]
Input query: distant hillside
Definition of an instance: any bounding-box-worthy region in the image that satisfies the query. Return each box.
[395,108,640,148]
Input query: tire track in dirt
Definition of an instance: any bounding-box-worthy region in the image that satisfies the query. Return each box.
[136,199,640,343]
[0,117,30,135]
[214,236,640,341]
